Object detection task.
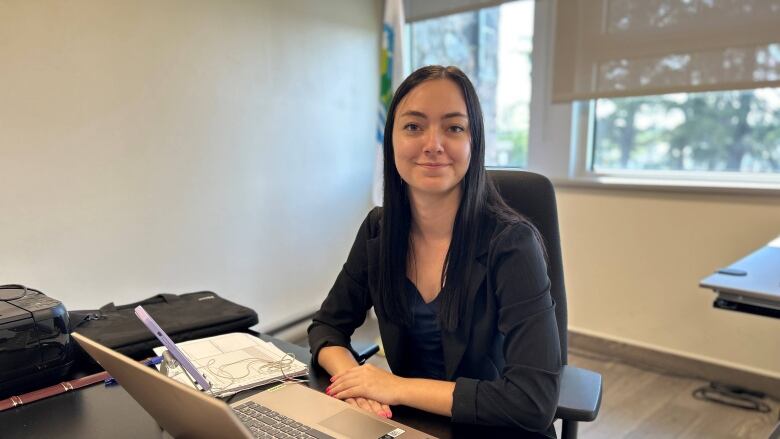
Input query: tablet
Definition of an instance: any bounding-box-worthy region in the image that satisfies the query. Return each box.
[134,305,212,391]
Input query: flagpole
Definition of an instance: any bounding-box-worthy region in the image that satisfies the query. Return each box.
[373,0,405,207]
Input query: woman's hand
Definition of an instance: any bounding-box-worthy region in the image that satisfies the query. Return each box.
[327,364,406,407]
[343,397,393,419]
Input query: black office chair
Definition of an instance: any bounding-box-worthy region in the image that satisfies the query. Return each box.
[489,169,602,439]
[355,169,602,439]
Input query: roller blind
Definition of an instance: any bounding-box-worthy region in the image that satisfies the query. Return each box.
[552,0,780,102]
[404,0,516,22]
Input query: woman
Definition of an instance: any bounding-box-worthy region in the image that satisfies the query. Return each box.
[307,65,561,437]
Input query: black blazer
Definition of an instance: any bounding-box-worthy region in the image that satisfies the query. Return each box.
[308,207,561,437]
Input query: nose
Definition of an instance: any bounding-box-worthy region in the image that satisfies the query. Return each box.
[422,129,444,155]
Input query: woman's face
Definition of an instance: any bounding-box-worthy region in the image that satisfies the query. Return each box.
[392,79,471,199]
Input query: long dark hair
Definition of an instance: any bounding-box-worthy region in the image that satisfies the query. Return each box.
[378,65,538,331]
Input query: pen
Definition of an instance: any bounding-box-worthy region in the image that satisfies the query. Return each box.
[104,355,163,385]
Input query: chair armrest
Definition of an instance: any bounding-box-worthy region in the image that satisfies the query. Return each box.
[347,344,604,422]
[352,341,380,364]
[555,365,603,422]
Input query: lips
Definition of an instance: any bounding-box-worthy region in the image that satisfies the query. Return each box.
[417,163,449,169]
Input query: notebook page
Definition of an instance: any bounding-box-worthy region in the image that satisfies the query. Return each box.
[152,333,307,396]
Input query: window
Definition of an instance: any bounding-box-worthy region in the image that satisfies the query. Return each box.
[592,88,780,174]
[548,0,780,190]
[407,0,534,168]
[404,0,780,190]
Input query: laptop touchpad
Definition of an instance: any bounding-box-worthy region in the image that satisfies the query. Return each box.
[319,409,395,438]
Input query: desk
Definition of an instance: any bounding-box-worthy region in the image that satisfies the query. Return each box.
[700,237,780,439]
[700,236,780,319]
[0,334,538,439]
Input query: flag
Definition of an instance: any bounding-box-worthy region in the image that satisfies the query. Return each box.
[373,0,405,207]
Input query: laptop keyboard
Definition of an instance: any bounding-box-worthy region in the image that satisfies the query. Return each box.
[234,401,335,439]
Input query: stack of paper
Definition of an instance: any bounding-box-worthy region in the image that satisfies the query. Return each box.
[153,332,308,397]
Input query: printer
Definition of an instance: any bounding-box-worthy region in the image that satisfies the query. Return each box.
[0,285,73,397]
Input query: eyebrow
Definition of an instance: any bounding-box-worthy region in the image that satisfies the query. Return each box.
[399,111,468,120]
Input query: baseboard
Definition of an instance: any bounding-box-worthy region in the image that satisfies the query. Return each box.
[261,309,317,336]
[569,329,780,400]
[271,323,310,345]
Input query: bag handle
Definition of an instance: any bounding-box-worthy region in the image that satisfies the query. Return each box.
[99,294,180,313]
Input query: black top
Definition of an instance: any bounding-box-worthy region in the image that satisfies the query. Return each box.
[308,207,561,438]
[404,279,446,380]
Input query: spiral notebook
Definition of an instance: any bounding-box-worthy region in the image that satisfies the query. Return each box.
[152,332,308,397]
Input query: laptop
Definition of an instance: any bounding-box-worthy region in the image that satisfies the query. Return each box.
[72,332,436,439]
[699,236,780,311]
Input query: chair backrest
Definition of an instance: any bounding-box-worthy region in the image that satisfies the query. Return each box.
[488,169,568,365]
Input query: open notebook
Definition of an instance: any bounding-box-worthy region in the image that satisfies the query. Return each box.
[152,332,308,397]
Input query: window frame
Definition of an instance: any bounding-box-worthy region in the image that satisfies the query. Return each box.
[563,92,780,194]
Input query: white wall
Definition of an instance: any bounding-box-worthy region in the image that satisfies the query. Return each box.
[0,0,380,329]
[558,187,780,377]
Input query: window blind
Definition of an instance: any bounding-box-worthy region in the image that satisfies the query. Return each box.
[404,0,516,22]
[552,0,780,102]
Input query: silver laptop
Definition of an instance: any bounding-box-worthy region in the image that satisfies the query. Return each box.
[72,332,436,439]
[699,237,780,310]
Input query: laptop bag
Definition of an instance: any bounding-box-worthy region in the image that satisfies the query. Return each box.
[69,291,259,363]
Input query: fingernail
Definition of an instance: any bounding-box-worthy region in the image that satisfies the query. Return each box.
[329,377,334,382]
[385,411,392,418]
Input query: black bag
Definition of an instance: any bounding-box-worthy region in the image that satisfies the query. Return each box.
[69,291,258,363]
[0,285,74,398]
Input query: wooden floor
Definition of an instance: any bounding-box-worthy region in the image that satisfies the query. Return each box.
[567,349,779,439]
[296,320,780,438]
